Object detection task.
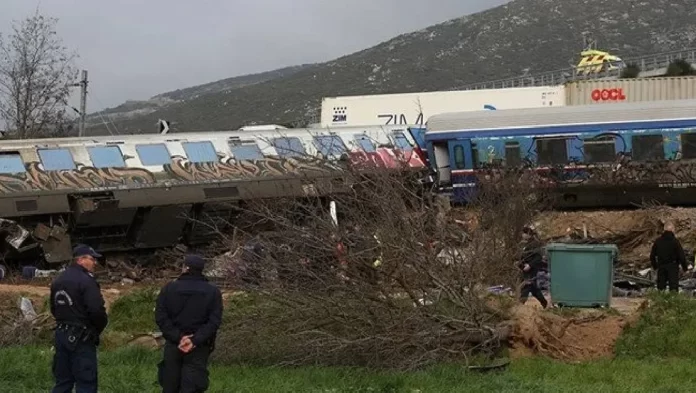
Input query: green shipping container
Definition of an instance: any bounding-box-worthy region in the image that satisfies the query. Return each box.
[545,243,618,308]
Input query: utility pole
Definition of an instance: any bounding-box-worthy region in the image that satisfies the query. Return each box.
[78,70,88,137]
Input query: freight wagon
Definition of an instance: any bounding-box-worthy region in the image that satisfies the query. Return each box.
[320,86,565,128]
[424,98,696,208]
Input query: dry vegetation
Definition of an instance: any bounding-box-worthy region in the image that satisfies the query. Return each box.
[533,205,696,268]
[200,166,551,370]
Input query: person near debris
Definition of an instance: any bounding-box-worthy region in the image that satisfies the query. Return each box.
[650,222,693,292]
[50,244,108,393]
[518,227,549,309]
[156,255,223,393]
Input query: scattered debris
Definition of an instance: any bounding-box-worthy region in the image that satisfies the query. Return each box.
[18,297,38,321]
[0,218,30,249]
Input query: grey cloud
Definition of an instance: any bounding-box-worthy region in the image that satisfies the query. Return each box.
[0,0,510,110]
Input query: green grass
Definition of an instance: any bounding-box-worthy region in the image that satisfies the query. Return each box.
[106,288,159,333]
[615,291,696,359]
[0,346,695,392]
[3,290,696,392]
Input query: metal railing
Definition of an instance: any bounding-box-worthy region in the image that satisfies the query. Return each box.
[453,47,696,90]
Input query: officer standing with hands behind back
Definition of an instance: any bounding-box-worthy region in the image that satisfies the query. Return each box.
[50,244,108,393]
[156,254,223,393]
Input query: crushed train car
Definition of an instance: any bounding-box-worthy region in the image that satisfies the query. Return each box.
[0,125,426,264]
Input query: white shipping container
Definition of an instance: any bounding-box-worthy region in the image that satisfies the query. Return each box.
[565,77,696,106]
[320,86,566,128]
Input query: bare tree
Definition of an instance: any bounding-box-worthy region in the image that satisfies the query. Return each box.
[0,10,78,139]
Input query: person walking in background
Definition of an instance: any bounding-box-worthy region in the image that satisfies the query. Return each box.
[156,255,223,393]
[50,244,108,393]
[518,227,549,309]
[650,222,693,292]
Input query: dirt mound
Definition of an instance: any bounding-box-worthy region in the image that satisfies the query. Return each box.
[509,302,642,362]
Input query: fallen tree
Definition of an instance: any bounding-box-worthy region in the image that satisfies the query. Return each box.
[211,165,550,370]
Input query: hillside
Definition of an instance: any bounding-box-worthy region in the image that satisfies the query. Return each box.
[88,64,314,124]
[89,0,696,135]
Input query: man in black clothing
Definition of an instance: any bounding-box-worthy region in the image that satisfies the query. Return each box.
[50,244,108,393]
[650,222,693,292]
[518,227,548,308]
[156,255,223,393]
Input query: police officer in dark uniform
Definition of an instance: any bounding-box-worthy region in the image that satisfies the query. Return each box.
[156,255,223,393]
[518,227,548,309]
[50,244,108,393]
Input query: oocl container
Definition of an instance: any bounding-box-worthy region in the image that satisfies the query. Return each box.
[565,77,696,106]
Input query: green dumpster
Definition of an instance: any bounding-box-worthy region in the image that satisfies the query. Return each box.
[545,243,618,308]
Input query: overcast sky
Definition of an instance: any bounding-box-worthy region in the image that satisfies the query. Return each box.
[0,0,510,111]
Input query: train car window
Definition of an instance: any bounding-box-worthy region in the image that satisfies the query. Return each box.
[229,143,264,161]
[354,135,376,153]
[681,133,696,159]
[392,132,412,151]
[535,138,568,165]
[313,135,346,157]
[632,135,663,161]
[0,152,26,174]
[271,137,306,158]
[87,146,126,168]
[136,144,172,165]
[505,142,522,167]
[38,148,75,171]
[182,141,218,163]
[584,137,616,163]
[453,145,465,169]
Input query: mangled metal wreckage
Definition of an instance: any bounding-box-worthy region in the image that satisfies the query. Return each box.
[0,125,425,264]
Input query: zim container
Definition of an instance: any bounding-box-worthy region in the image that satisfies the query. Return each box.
[545,243,618,308]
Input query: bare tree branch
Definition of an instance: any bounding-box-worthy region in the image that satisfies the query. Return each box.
[0,9,78,138]
[209,159,550,370]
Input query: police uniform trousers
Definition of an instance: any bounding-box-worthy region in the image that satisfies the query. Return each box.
[159,341,211,393]
[657,264,680,292]
[51,328,98,393]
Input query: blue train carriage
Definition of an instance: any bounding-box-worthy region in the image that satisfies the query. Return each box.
[424,98,696,208]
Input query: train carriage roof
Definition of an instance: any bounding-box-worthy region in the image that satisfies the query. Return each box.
[425,98,696,134]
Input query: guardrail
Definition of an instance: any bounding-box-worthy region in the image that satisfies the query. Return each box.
[454,47,696,90]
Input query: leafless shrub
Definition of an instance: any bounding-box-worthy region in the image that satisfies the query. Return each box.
[212,161,550,370]
[0,295,52,347]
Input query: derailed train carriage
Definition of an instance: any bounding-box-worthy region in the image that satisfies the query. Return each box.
[423,98,696,208]
[0,125,426,264]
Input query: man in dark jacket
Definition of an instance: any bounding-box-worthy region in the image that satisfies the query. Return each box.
[50,244,108,393]
[518,227,548,308]
[650,222,693,292]
[156,255,223,393]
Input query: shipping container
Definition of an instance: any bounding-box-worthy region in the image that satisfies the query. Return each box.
[565,77,696,106]
[320,86,566,128]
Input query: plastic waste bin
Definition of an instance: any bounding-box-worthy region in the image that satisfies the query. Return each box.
[545,243,618,308]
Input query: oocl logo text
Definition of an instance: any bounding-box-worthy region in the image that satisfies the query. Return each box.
[591,88,626,101]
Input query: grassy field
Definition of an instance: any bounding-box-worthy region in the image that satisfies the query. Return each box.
[1,290,695,392]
